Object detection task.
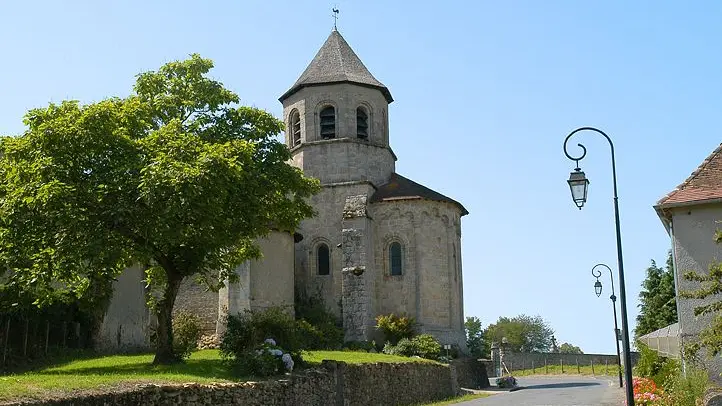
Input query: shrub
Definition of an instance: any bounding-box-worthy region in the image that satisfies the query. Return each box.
[411,334,441,360]
[172,311,202,360]
[220,307,301,361]
[295,292,344,350]
[375,313,416,345]
[496,376,517,388]
[382,335,441,360]
[634,341,679,387]
[343,340,376,352]
[232,338,296,377]
[660,366,709,406]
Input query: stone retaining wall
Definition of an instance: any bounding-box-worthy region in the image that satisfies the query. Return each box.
[5,358,490,406]
[497,352,640,374]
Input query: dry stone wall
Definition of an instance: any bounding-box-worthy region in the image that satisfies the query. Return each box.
[5,359,490,406]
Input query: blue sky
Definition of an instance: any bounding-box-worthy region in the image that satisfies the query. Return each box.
[2,1,721,354]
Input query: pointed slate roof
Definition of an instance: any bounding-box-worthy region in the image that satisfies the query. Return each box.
[370,173,468,216]
[656,143,722,209]
[279,30,393,103]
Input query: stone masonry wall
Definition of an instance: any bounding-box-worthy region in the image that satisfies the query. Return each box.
[498,352,640,374]
[372,200,466,349]
[6,360,472,406]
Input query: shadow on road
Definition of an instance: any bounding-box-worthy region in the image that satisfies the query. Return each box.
[522,382,601,390]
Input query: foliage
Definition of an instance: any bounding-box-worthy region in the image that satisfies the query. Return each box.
[658,366,709,406]
[375,313,416,345]
[484,314,554,353]
[219,307,303,372]
[409,334,442,360]
[558,342,583,354]
[302,350,434,366]
[294,292,343,350]
[0,55,319,364]
[495,375,517,388]
[631,366,709,406]
[465,316,488,358]
[634,342,679,387]
[342,340,377,352]
[230,338,295,377]
[171,311,202,360]
[633,377,663,405]
[636,251,678,339]
[382,334,442,360]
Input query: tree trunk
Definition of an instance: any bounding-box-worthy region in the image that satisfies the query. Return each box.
[153,270,183,365]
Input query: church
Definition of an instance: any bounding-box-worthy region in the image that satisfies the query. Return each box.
[97,29,469,351]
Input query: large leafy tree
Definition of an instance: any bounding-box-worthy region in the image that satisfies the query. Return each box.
[465,316,489,358]
[635,251,678,339]
[559,342,583,354]
[484,314,554,353]
[0,55,319,364]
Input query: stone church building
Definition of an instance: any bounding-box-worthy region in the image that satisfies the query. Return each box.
[97,30,468,351]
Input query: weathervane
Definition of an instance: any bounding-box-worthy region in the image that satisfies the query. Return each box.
[332,6,339,30]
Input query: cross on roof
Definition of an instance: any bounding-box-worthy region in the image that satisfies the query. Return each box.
[332,6,339,30]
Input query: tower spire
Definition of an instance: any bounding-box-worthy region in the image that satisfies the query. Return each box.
[332,6,339,31]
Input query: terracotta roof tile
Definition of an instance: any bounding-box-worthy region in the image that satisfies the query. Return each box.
[657,143,722,207]
[370,173,468,215]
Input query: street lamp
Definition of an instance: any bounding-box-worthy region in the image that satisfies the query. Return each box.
[563,127,634,406]
[592,263,623,388]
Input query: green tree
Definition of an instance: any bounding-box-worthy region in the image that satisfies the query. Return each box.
[558,342,583,354]
[680,231,722,358]
[484,314,554,353]
[635,251,678,339]
[0,55,319,364]
[465,316,489,358]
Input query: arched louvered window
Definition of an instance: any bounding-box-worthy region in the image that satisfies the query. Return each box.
[319,106,335,139]
[389,242,403,276]
[291,109,301,146]
[356,107,368,139]
[317,244,330,275]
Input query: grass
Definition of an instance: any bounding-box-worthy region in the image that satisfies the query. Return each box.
[303,350,436,365]
[510,363,623,376]
[420,393,491,405]
[0,349,432,401]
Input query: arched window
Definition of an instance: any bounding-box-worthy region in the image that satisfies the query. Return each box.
[290,109,301,146]
[356,107,368,139]
[389,242,403,276]
[319,106,335,139]
[317,244,330,275]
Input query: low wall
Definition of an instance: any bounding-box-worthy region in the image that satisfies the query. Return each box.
[4,358,490,406]
[497,352,640,374]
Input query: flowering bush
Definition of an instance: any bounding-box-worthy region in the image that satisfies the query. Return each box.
[632,377,664,405]
[496,375,517,388]
[231,337,295,377]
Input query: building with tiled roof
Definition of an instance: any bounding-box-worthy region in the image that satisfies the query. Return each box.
[654,143,722,381]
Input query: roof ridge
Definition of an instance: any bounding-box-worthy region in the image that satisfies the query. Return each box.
[657,142,722,206]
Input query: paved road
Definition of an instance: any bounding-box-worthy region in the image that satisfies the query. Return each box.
[461,376,625,406]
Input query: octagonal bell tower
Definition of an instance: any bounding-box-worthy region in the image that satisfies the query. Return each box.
[279,29,396,186]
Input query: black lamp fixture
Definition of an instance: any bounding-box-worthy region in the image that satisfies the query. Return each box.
[567,168,590,210]
[594,278,603,297]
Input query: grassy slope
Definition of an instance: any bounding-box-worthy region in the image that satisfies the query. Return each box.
[0,350,428,401]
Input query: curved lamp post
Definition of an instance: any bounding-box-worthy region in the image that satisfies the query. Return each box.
[563,127,634,405]
[592,263,623,388]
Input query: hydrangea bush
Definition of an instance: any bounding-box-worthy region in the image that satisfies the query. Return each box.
[232,337,295,377]
[496,375,517,388]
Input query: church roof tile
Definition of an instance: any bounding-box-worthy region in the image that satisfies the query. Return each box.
[656,143,722,208]
[370,173,468,215]
[279,30,393,103]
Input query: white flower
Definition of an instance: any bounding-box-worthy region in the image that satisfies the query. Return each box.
[264,338,277,346]
[282,353,294,371]
[269,349,283,357]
